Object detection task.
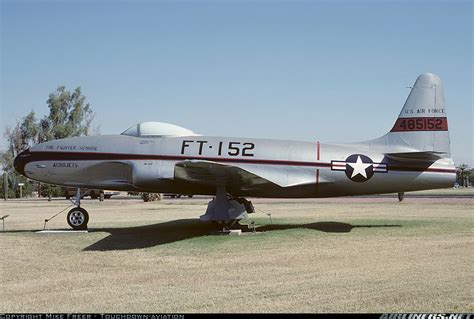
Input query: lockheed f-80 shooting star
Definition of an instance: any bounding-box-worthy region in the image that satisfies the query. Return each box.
[14,73,455,230]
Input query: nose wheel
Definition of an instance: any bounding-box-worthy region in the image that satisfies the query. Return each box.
[67,207,89,230]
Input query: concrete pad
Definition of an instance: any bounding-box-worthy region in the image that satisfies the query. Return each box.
[36,230,88,234]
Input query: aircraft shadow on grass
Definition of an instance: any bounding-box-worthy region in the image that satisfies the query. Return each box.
[83,219,401,251]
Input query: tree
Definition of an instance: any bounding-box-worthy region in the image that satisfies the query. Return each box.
[2,111,39,169]
[38,86,93,142]
[456,164,471,188]
[1,86,94,198]
[1,112,40,198]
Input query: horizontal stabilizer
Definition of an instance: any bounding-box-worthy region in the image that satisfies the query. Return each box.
[385,151,446,162]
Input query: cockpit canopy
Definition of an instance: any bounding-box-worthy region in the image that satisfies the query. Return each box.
[121,122,197,137]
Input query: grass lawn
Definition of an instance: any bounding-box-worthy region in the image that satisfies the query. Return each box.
[1,195,472,312]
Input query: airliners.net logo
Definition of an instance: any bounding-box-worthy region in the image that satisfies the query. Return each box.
[380,314,471,319]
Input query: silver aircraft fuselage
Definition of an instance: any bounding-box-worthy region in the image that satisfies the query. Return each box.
[14,133,456,198]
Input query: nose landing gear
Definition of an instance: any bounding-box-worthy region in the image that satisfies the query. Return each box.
[67,207,89,230]
[67,188,89,230]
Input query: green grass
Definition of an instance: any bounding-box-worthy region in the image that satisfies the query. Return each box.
[0,197,473,312]
[395,187,474,196]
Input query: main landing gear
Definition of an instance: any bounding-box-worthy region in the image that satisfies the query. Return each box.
[200,186,255,230]
[398,192,405,202]
[67,188,89,230]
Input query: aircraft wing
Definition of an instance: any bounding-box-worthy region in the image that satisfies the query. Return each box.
[174,160,320,190]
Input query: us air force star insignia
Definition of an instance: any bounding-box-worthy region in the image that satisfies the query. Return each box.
[344,154,374,182]
[331,154,387,183]
[347,155,372,179]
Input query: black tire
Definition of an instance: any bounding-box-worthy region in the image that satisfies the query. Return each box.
[65,194,71,200]
[90,191,98,199]
[67,207,89,230]
[104,194,111,199]
[188,195,193,198]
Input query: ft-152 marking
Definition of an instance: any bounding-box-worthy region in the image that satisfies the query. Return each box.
[181,140,255,157]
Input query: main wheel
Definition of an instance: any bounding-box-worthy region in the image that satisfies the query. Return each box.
[67,207,89,230]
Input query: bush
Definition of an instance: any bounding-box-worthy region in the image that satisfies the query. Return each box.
[142,193,162,202]
[39,183,64,197]
[0,173,35,198]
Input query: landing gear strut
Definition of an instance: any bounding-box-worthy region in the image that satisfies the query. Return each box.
[67,188,89,230]
[398,192,405,202]
[201,187,255,230]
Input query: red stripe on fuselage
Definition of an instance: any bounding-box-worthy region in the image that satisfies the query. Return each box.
[26,151,456,174]
[27,151,332,168]
[317,141,320,160]
[315,141,321,186]
[388,166,455,173]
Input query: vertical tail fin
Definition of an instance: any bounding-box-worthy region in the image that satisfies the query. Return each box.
[370,73,451,156]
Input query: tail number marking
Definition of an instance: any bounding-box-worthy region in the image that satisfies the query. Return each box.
[391,117,448,132]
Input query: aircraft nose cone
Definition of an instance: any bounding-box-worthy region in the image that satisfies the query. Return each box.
[14,149,30,176]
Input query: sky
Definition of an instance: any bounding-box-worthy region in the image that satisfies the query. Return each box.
[1,0,472,165]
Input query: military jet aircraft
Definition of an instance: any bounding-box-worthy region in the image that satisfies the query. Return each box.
[14,73,455,230]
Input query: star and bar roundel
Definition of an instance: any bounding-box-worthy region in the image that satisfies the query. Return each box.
[331,154,387,182]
